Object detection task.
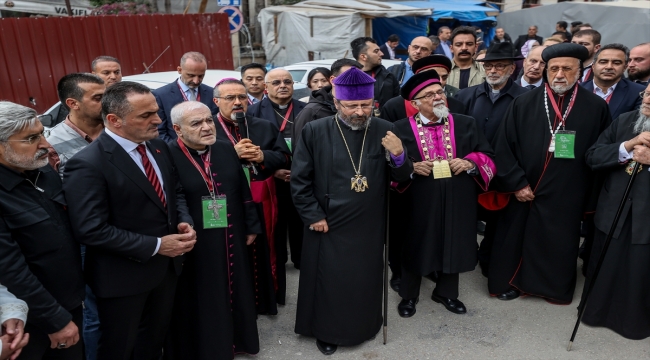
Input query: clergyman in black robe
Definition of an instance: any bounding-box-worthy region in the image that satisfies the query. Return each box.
[488,43,611,303]
[213,79,292,314]
[163,101,261,359]
[394,71,496,317]
[291,67,413,355]
[580,96,650,340]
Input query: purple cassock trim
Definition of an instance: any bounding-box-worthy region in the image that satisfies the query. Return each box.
[409,79,441,100]
[390,152,405,167]
[408,113,457,161]
[464,152,496,191]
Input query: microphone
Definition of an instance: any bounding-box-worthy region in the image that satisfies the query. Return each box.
[234,111,248,140]
[234,112,258,175]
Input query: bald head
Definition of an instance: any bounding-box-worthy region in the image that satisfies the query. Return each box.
[523,45,547,84]
[265,69,294,105]
[408,36,433,64]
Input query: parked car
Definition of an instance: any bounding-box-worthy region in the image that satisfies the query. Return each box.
[283,59,403,86]
[39,69,309,128]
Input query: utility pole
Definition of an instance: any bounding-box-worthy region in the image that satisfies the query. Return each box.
[64,0,73,16]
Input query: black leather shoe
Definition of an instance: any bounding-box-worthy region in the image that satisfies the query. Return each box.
[431,293,467,314]
[497,289,520,301]
[424,271,438,283]
[316,339,337,355]
[397,297,419,318]
[390,274,401,292]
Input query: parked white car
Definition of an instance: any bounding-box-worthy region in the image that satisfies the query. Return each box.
[283,59,403,86]
[40,69,309,128]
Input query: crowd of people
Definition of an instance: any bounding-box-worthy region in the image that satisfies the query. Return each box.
[0,19,649,360]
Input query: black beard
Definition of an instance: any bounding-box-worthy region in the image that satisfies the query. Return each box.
[629,67,650,82]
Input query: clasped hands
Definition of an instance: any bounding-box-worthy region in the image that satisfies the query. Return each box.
[159,222,197,258]
[413,158,475,176]
[1,319,29,359]
[235,139,264,163]
[625,132,650,165]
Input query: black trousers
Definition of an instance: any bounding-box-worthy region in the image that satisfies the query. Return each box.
[399,269,460,300]
[478,208,501,272]
[95,266,177,360]
[19,306,84,360]
[388,191,409,278]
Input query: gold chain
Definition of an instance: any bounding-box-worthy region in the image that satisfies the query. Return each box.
[334,114,369,176]
[414,114,453,161]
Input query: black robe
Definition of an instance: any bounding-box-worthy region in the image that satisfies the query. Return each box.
[164,141,261,359]
[489,84,611,303]
[215,115,291,313]
[394,114,495,275]
[580,110,650,339]
[291,116,413,345]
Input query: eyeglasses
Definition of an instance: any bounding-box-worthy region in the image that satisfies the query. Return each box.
[266,79,294,86]
[413,90,446,101]
[5,131,45,145]
[483,63,512,71]
[640,91,650,99]
[216,94,249,102]
[336,100,374,111]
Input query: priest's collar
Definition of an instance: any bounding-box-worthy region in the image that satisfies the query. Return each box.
[271,100,289,110]
[185,144,209,155]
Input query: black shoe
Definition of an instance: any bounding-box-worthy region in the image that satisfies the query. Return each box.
[424,271,438,283]
[390,274,401,292]
[477,221,486,236]
[497,289,520,301]
[397,297,419,318]
[431,293,467,314]
[316,339,337,355]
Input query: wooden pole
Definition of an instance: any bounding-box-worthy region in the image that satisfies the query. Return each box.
[64,0,73,16]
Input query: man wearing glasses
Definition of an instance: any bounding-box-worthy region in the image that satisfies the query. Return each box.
[0,101,84,359]
[247,69,306,304]
[213,78,292,315]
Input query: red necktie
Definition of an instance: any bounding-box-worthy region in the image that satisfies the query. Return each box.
[136,144,167,208]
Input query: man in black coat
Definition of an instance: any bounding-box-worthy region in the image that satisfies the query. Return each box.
[379,34,399,60]
[0,101,84,359]
[350,37,400,109]
[247,69,306,297]
[292,59,362,143]
[63,82,197,360]
[512,25,543,57]
[154,52,219,142]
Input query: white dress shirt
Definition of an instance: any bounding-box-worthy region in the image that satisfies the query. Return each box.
[384,42,396,60]
[105,128,165,254]
[521,77,543,88]
[177,78,197,100]
[593,80,618,100]
[0,283,28,359]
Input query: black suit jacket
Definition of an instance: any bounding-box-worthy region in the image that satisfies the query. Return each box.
[63,132,193,298]
[580,78,645,121]
[379,43,392,60]
[153,80,218,142]
[247,97,306,144]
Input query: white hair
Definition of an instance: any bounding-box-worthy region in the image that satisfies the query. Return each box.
[0,101,38,142]
[170,101,211,126]
[633,107,650,134]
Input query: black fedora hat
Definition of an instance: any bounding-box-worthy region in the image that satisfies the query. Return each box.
[476,42,524,62]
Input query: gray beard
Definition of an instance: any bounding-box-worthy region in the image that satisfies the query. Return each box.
[4,147,49,170]
[433,105,450,119]
[550,79,578,95]
[486,73,510,87]
[633,110,650,134]
[338,112,371,131]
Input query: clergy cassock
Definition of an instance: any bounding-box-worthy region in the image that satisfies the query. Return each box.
[489,82,610,303]
[214,113,291,314]
[291,67,413,346]
[165,140,261,359]
[395,113,495,276]
[580,109,650,339]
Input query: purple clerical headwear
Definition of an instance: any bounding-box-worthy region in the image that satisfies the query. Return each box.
[332,67,375,101]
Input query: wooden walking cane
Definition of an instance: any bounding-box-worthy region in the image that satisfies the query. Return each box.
[383,170,390,345]
[567,160,641,351]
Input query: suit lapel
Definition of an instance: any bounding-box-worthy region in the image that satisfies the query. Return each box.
[101,134,167,214]
[608,80,627,120]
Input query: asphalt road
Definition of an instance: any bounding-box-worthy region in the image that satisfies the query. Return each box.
[242,238,650,360]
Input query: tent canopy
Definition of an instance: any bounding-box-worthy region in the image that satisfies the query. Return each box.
[396,0,498,22]
[258,0,432,67]
[497,2,650,50]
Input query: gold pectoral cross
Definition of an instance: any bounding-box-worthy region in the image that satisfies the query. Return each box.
[350,174,369,192]
[207,200,223,219]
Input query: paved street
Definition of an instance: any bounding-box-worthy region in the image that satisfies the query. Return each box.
[243,238,650,360]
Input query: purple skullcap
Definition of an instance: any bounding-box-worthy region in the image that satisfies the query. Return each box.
[332,67,375,101]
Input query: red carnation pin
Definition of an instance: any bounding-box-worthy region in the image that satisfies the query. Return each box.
[156,149,161,153]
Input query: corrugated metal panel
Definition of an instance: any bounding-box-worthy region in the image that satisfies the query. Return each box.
[0,13,233,113]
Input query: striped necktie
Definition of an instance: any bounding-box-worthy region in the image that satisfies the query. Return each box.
[136,144,167,208]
